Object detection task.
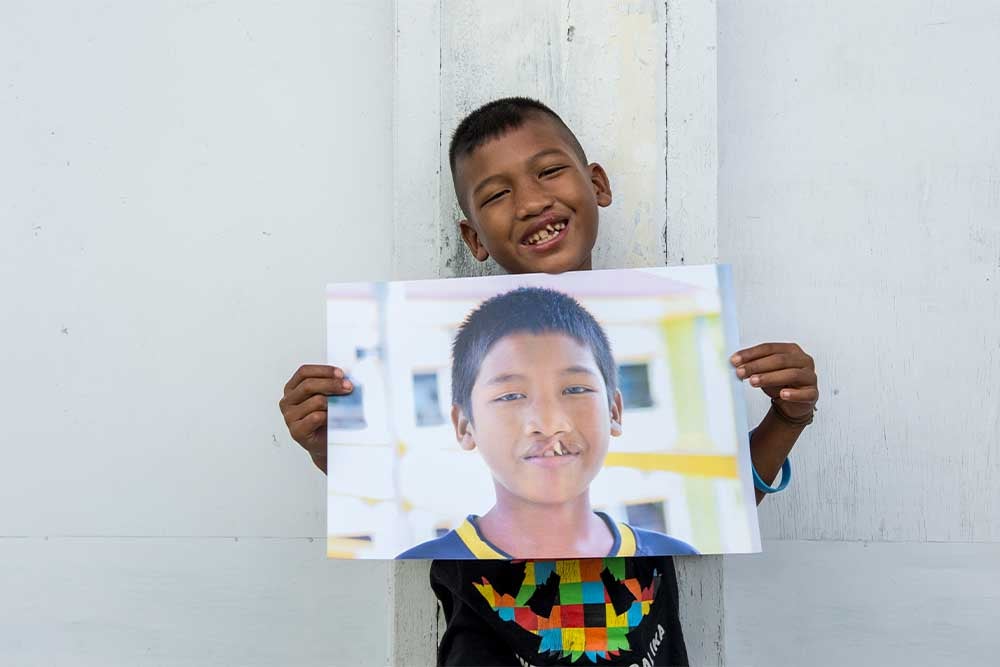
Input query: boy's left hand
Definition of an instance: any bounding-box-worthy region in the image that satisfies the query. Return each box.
[731,343,818,418]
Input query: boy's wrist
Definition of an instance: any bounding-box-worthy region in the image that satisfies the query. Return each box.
[770,398,816,426]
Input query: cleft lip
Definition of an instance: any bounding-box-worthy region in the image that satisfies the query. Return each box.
[519,213,569,244]
[522,437,582,459]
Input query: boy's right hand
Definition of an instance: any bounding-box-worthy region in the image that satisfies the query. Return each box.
[279,364,353,474]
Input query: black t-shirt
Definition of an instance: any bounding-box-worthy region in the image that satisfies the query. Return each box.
[430,556,688,666]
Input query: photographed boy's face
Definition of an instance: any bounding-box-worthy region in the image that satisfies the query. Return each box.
[453,116,612,275]
[453,331,623,507]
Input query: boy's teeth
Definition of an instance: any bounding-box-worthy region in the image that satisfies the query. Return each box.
[526,222,566,245]
[533,443,575,458]
[530,230,551,244]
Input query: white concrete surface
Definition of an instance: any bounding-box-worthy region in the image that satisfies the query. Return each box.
[2,1,394,664]
[718,1,1000,664]
[4,0,995,664]
[725,540,1000,665]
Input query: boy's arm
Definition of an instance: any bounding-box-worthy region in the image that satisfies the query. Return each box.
[730,343,819,505]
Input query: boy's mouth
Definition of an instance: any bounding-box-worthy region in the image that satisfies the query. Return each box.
[522,439,582,462]
[519,216,569,250]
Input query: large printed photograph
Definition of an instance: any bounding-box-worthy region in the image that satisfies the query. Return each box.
[326,265,760,559]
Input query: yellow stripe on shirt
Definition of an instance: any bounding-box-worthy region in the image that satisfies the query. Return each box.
[615,522,637,557]
[455,518,508,559]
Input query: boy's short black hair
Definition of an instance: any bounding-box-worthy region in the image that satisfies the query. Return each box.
[448,97,589,175]
[451,287,617,422]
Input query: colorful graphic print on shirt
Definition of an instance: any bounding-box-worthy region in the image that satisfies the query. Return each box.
[473,558,660,663]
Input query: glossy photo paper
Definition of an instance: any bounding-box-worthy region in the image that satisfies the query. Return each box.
[326,265,760,559]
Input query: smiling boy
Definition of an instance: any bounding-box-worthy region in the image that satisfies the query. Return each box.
[447,99,606,275]
[279,97,818,665]
[397,286,698,560]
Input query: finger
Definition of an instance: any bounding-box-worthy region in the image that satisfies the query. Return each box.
[283,393,332,425]
[735,353,798,378]
[747,368,816,390]
[283,364,344,393]
[288,412,327,453]
[776,387,819,403]
[281,377,346,411]
[284,376,353,407]
[731,342,801,366]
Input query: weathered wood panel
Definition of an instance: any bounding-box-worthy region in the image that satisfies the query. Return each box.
[438,0,669,277]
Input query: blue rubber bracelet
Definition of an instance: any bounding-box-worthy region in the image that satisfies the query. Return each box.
[753,458,791,493]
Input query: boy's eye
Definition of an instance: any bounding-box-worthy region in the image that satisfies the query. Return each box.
[495,392,525,402]
[481,190,508,206]
[564,386,594,395]
[540,166,566,177]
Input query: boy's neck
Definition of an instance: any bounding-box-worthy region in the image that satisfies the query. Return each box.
[477,491,614,559]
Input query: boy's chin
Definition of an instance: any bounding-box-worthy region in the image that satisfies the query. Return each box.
[512,250,591,274]
[517,489,588,507]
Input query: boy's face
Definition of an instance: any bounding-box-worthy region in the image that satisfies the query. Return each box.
[452,332,623,507]
[452,116,612,275]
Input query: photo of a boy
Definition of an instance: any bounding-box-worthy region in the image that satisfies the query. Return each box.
[397,286,698,560]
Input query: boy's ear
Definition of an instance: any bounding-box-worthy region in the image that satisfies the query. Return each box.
[610,389,624,437]
[458,220,490,262]
[588,163,613,208]
[451,404,477,451]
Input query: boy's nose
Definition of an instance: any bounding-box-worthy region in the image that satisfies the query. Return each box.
[524,396,571,436]
[514,181,554,219]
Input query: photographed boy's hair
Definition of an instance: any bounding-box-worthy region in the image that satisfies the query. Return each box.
[448,96,589,175]
[451,287,617,422]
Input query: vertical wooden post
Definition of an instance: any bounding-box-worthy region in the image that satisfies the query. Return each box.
[389,2,725,664]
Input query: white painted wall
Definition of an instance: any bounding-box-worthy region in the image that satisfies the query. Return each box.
[717,1,1000,664]
[14,1,987,665]
[1,2,395,665]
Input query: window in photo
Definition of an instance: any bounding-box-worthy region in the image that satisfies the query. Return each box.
[625,500,669,534]
[413,371,445,426]
[329,380,367,430]
[618,362,654,409]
